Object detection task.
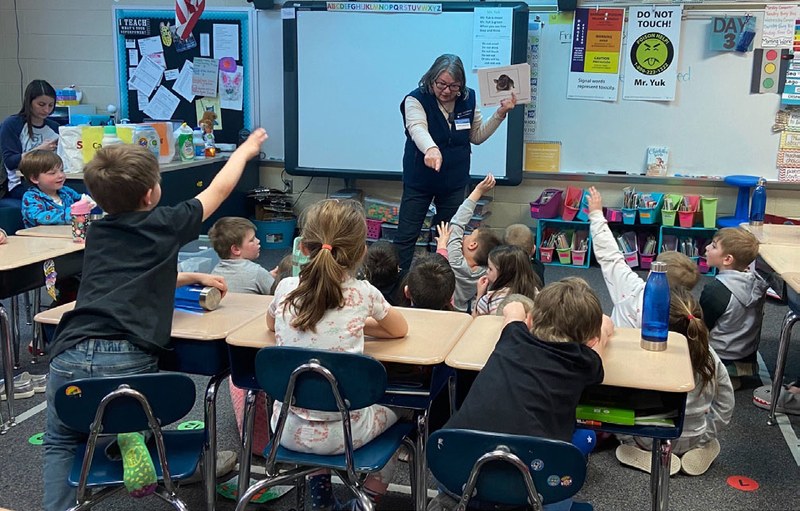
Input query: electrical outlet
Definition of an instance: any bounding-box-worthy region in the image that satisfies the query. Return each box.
[285,179,293,194]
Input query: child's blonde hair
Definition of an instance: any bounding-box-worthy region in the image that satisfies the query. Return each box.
[669,286,715,391]
[656,251,701,290]
[530,277,601,344]
[714,227,760,270]
[285,199,366,331]
[503,224,534,255]
[496,293,535,316]
[19,150,62,182]
[83,145,160,215]
[208,217,257,259]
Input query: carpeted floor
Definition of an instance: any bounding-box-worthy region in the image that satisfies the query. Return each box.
[1,251,798,511]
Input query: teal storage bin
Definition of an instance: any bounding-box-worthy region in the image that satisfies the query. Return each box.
[638,193,664,224]
[252,217,297,249]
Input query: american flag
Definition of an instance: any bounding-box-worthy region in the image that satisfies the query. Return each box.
[175,0,205,40]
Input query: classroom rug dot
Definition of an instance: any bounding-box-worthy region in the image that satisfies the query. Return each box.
[726,475,759,492]
[28,432,44,445]
[177,420,205,430]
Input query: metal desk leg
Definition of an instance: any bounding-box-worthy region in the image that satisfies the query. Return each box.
[650,439,672,511]
[768,310,799,426]
[204,371,228,511]
[10,295,20,369]
[24,291,32,325]
[31,290,44,364]
[414,410,430,511]
[237,389,258,502]
[0,305,16,432]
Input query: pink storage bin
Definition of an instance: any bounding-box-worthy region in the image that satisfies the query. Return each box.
[530,189,563,219]
[698,257,711,274]
[366,219,382,240]
[539,246,554,263]
[678,211,696,228]
[572,250,587,266]
[623,250,639,268]
[561,187,583,221]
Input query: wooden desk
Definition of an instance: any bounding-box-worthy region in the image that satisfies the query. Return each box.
[227,307,472,364]
[0,235,85,433]
[226,307,472,510]
[446,316,695,392]
[34,292,272,511]
[14,225,73,239]
[446,317,693,511]
[741,223,800,246]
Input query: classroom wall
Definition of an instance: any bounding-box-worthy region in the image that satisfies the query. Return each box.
[1,0,796,225]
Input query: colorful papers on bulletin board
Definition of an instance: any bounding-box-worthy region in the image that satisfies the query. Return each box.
[195,97,222,130]
[192,57,219,97]
[762,4,797,48]
[219,66,244,111]
[472,8,513,69]
[709,17,754,52]
[622,6,683,101]
[524,142,560,172]
[567,8,624,101]
[523,19,542,142]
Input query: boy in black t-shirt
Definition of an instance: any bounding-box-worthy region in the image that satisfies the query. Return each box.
[430,278,610,511]
[43,129,268,511]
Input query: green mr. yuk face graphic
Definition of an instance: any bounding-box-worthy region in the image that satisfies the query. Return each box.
[631,32,674,75]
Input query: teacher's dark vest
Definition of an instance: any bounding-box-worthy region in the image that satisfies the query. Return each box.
[401,87,475,193]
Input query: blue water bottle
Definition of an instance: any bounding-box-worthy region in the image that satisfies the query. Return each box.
[641,261,670,351]
[749,177,767,226]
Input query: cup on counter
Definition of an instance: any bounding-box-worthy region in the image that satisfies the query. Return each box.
[71,201,93,243]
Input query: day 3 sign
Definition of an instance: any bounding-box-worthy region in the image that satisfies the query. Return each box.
[623,6,683,101]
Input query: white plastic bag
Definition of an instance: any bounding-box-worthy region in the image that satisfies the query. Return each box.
[57,125,84,173]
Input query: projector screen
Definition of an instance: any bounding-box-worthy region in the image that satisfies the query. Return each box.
[282,1,529,185]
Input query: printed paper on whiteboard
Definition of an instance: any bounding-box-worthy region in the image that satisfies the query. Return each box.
[477,63,531,107]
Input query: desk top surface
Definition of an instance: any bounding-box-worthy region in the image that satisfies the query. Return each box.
[758,244,800,281]
[0,235,84,270]
[226,307,473,365]
[742,223,800,246]
[445,316,695,393]
[35,293,273,341]
[15,225,73,239]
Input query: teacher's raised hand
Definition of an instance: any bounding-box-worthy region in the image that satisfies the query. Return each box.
[424,146,442,172]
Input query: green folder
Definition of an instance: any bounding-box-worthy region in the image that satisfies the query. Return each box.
[576,404,636,426]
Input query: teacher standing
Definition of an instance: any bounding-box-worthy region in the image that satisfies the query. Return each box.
[396,54,516,271]
[0,79,59,200]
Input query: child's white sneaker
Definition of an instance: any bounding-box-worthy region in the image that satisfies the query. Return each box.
[680,439,720,476]
[0,375,35,400]
[615,444,680,476]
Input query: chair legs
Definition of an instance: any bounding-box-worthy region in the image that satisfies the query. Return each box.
[203,370,229,511]
[238,389,258,500]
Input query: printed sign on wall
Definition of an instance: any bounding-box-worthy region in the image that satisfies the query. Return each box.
[623,6,683,101]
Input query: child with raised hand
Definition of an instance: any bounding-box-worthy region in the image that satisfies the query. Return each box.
[19,149,93,228]
[473,245,542,316]
[43,128,267,510]
[208,216,274,295]
[267,199,408,508]
[700,227,767,388]
[442,174,502,312]
[616,287,734,476]
[587,186,700,328]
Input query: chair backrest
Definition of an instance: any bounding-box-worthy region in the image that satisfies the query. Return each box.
[54,373,196,434]
[254,346,387,412]
[427,429,587,507]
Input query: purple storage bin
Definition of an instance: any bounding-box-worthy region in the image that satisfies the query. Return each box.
[606,208,623,222]
[640,254,655,270]
[530,189,563,219]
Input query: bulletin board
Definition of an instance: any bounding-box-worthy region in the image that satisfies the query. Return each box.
[113,7,254,145]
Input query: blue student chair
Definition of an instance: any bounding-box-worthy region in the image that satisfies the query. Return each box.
[53,373,205,511]
[234,346,417,511]
[427,429,592,511]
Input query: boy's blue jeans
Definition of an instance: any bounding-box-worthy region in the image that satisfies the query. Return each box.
[43,339,158,511]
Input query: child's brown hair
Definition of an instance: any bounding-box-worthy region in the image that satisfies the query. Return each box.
[497,293,535,316]
[285,199,366,331]
[714,227,760,270]
[656,251,701,290]
[472,228,502,267]
[19,150,62,182]
[487,245,542,297]
[83,144,160,215]
[208,217,257,259]
[530,277,601,344]
[363,241,400,290]
[669,286,715,391]
[503,224,535,255]
[406,253,455,310]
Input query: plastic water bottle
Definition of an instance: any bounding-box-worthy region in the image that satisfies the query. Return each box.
[193,127,205,158]
[749,177,767,226]
[100,125,123,148]
[641,261,670,351]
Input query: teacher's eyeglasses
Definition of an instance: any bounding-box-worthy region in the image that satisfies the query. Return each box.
[434,80,462,92]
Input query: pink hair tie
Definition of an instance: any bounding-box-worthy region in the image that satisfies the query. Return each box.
[321,244,333,251]
[687,314,696,320]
